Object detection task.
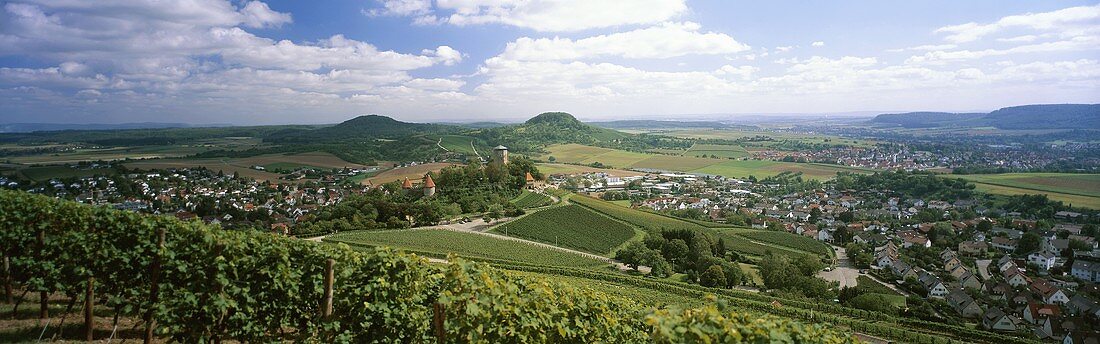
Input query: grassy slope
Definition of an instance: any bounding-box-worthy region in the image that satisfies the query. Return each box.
[570,195,824,262]
[324,229,608,269]
[490,204,636,255]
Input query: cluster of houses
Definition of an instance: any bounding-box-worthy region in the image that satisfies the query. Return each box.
[750,146,937,171]
[872,236,1100,341]
[13,168,361,233]
[547,166,1100,342]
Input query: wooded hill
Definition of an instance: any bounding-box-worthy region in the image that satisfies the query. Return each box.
[869,104,1100,129]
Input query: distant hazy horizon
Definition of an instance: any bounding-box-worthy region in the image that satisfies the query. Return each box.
[1,0,1098,125]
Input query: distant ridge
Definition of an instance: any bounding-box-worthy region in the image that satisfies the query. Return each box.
[273,114,458,142]
[869,104,1099,129]
[0,122,231,133]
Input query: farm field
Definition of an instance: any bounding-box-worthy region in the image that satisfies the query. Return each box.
[324,229,608,269]
[537,144,650,168]
[952,173,1100,198]
[631,155,723,171]
[534,163,644,177]
[683,143,751,158]
[364,162,459,185]
[969,181,1100,209]
[536,143,868,179]
[690,160,868,180]
[491,204,636,255]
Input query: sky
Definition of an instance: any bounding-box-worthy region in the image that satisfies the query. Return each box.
[0,0,1098,125]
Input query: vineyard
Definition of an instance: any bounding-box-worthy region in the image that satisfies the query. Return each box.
[510,190,553,208]
[490,263,1041,344]
[490,205,635,255]
[0,189,858,343]
[323,229,607,269]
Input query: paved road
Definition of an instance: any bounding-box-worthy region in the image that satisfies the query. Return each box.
[976,259,992,280]
[816,245,910,297]
[818,245,860,288]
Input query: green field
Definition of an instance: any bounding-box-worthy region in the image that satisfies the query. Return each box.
[951,173,1100,209]
[439,135,480,155]
[491,205,636,255]
[538,144,650,168]
[684,143,751,158]
[537,143,868,180]
[691,160,868,180]
[511,190,553,208]
[324,229,608,268]
[733,229,833,257]
[570,195,825,262]
[15,165,117,181]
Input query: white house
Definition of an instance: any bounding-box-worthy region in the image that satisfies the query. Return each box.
[1028,251,1058,271]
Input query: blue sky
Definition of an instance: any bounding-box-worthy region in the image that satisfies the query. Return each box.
[0,0,1098,124]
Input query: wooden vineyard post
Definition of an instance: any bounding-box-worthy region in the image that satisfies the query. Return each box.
[3,253,11,304]
[321,259,334,319]
[432,302,446,343]
[85,277,94,341]
[144,228,165,344]
[37,230,47,319]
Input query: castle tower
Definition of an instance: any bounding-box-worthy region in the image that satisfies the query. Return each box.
[401,177,413,194]
[492,145,509,166]
[422,173,436,197]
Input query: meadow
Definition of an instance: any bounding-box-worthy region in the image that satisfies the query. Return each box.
[324,228,609,268]
[438,134,481,155]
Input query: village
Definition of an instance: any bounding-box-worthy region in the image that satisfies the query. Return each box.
[553,168,1100,341]
[4,154,1099,342]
